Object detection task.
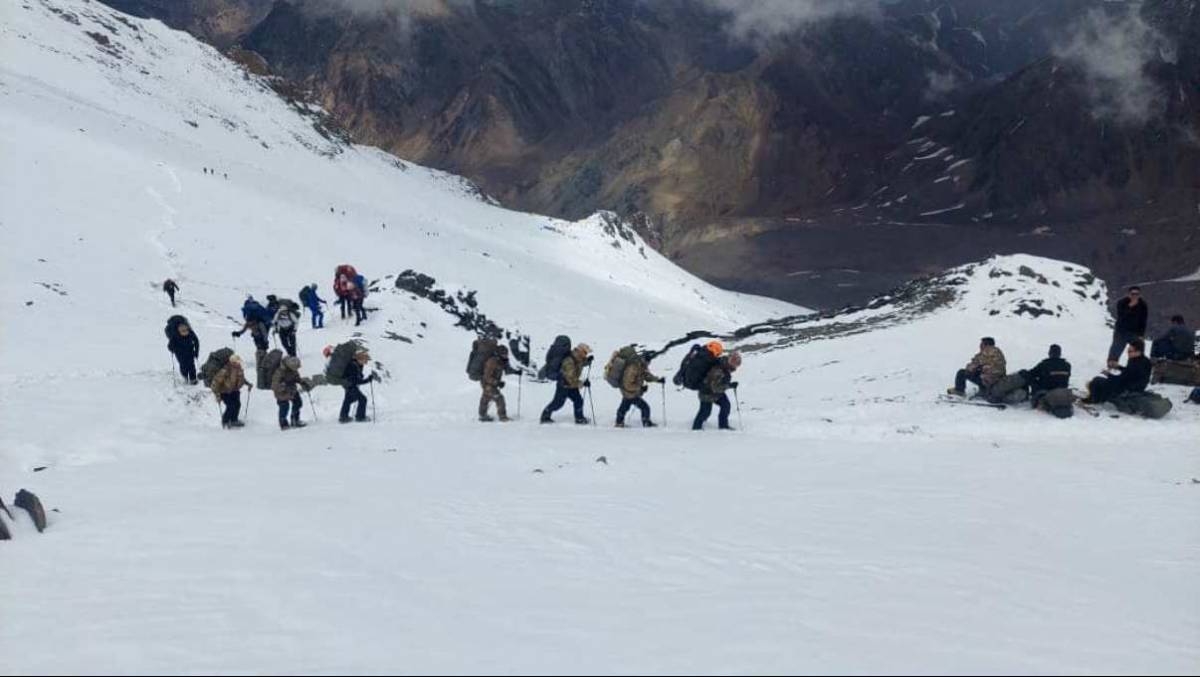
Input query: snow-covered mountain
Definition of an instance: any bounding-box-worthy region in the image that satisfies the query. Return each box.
[1,1,1197,674]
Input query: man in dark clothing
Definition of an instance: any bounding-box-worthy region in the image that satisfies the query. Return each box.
[339,349,376,423]
[1087,338,1153,404]
[1151,315,1195,361]
[1108,286,1148,366]
[163,279,179,307]
[1021,344,1071,408]
[694,352,741,431]
[541,344,593,424]
[167,322,200,384]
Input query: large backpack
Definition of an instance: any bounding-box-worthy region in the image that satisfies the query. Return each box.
[1113,391,1173,419]
[1151,359,1200,386]
[335,265,358,298]
[199,348,234,387]
[538,335,572,381]
[242,299,272,325]
[298,286,313,307]
[1039,387,1075,419]
[675,344,717,391]
[986,373,1029,405]
[605,346,638,389]
[353,274,368,298]
[164,314,189,340]
[257,349,284,390]
[324,341,361,387]
[467,338,499,382]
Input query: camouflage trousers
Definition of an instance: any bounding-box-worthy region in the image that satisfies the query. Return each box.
[479,386,507,419]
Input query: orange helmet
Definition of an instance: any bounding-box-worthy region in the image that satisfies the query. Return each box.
[706,341,724,358]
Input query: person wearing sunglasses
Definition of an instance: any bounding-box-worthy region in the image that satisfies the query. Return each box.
[1107,286,1148,368]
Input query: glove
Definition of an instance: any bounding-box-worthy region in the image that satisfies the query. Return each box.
[246,384,253,390]
[585,355,595,365]
[372,373,382,383]
[641,386,648,394]
[498,382,505,389]
[231,331,239,338]
[730,381,740,390]
[583,379,591,388]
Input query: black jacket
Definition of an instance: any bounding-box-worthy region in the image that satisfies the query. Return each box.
[1163,325,1195,359]
[1026,357,1071,391]
[168,331,199,359]
[342,360,372,387]
[1114,298,1148,335]
[1112,355,1152,394]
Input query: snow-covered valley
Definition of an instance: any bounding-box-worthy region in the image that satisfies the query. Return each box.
[1,1,1197,673]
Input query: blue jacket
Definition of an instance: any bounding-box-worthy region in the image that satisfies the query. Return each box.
[306,288,326,310]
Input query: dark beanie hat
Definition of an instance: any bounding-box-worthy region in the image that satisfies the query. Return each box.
[1049,344,1062,358]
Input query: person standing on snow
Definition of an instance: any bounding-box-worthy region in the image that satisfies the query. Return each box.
[211,354,250,429]
[273,300,301,358]
[163,279,179,307]
[302,284,327,329]
[271,355,312,430]
[541,343,593,425]
[167,321,200,385]
[693,351,741,431]
[615,350,664,428]
[1107,286,1148,367]
[479,345,513,422]
[339,349,377,423]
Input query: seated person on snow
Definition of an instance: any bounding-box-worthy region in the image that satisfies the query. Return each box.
[1084,338,1152,405]
[948,337,1006,398]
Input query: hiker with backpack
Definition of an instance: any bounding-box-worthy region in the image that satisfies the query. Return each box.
[1107,286,1148,367]
[273,300,301,357]
[607,346,664,428]
[540,339,593,425]
[479,344,513,422]
[299,284,327,329]
[693,347,742,431]
[271,355,313,430]
[211,354,250,428]
[233,296,272,352]
[163,279,179,307]
[1084,338,1152,405]
[947,337,1007,398]
[1151,315,1195,361]
[337,348,376,423]
[1020,344,1071,408]
[334,265,358,321]
[351,274,368,326]
[165,316,200,385]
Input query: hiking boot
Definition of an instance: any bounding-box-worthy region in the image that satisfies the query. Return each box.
[540,415,553,424]
[479,415,495,422]
[338,416,353,424]
[642,420,657,428]
[498,416,512,423]
[228,420,245,429]
[945,388,965,397]
[355,416,370,423]
[719,424,736,431]
[279,420,290,430]
[614,421,626,428]
[290,419,307,429]
[575,416,590,425]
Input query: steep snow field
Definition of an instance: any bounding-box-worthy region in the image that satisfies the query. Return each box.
[1,1,1198,674]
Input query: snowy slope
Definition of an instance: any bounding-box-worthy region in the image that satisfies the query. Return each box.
[1,1,1198,674]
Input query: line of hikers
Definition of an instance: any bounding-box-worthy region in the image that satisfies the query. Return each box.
[946,287,1197,418]
[467,336,743,430]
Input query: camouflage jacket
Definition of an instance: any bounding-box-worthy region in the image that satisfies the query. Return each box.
[211,363,247,395]
[700,361,733,403]
[271,364,311,401]
[621,358,662,399]
[966,346,1007,387]
[482,355,508,390]
[560,347,591,389]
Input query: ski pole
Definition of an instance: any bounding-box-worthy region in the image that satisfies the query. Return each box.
[244,384,252,419]
[585,362,596,426]
[661,381,667,427]
[170,353,178,385]
[370,378,377,424]
[306,389,318,422]
[518,371,523,419]
[215,396,223,425]
[733,386,743,430]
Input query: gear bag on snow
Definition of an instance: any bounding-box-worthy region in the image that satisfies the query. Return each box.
[986,373,1029,405]
[199,348,234,387]
[538,335,572,381]
[164,314,189,340]
[1113,391,1173,419]
[257,348,284,390]
[1152,359,1200,386]
[604,346,638,389]
[674,344,718,390]
[1039,387,1075,419]
[324,341,361,387]
[467,338,499,382]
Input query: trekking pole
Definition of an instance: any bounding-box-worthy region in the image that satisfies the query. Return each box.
[661,381,667,427]
[169,353,178,385]
[518,371,523,419]
[215,396,223,425]
[585,363,596,426]
[306,389,318,422]
[244,384,252,419]
[733,386,743,430]
[370,378,377,424]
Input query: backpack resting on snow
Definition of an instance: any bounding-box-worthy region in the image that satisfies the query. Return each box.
[986,373,1029,405]
[674,344,718,391]
[466,338,499,382]
[257,349,284,390]
[1038,387,1075,419]
[604,346,638,389]
[538,335,572,381]
[1112,391,1173,419]
[199,348,234,388]
[324,341,361,387]
[1151,359,1200,386]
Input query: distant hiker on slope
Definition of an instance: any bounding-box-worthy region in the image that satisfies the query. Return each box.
[947,337,1006,398]
[610,347,664,428]
[1084,338,1152,404]
[233,295,272,352]
[479,344,513,422]
[212,354,250,429]
[299,284,327,329]
[693,349,741,431]
[1020,344,1072,408]
[1108,286,1147,367]
[162,279,179,307]
[166,316,200,385]
[1151,315,1195,361]
[334,265,358,321]
[351,273,368,326]
[541,341,593,425]
[273,299,301,357]
[339,348,377,423]
[272,355,312,430]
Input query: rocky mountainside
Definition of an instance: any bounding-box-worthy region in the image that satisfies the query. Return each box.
[100,0,1199,322]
